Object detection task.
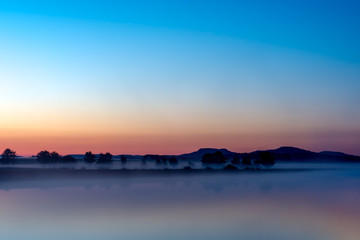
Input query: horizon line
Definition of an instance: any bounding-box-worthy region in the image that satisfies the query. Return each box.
[7,146,360,158]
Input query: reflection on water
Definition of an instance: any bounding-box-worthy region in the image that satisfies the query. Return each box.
[0,164,359,240]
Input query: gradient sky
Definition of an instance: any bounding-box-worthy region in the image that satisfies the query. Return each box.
[1,0,360,155]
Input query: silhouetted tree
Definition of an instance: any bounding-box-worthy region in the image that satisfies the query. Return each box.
[169,156,178,165]
[231,154,241,165]
[36,150,51,163]
[257,151,275,168]
[1,148,16,164]
[242,154,252,167]
[156,156,162,165]
[121,155,127,165]
[84,151,96,163]
[202,153,212,163]
[50,152,62,162]
[36,150,62,163]
[62,155,76,163]
[97,152,113,163]
[161,156,168,164]
[201,151,226,164]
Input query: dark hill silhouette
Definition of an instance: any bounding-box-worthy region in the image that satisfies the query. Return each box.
[179,146,360,163]
[317,151,360,162]
[180,148,236,160]
[17,146,359,164]
[268,146,316,155]
[263,146,318,161]
[248,146,360,162]
[319,151,347,157]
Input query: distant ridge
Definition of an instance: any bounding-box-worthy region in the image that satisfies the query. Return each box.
[25,146,360,163]
[264,146,318,161]
[264,146,360,162]
[268,146,315,155]
[178,146,360,163]
[317,151,360,162]
[179,148,236,160]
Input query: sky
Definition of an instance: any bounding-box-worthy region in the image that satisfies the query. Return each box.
[0,0,360,155]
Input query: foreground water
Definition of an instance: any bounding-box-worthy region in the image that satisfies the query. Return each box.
[0,163,359,240]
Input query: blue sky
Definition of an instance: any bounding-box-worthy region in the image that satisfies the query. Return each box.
[1,0,359,62]
[1,0,360,155]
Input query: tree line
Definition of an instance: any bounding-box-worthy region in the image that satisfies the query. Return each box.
[1,148,275,169]
[0,148,126,164]
[0,148,181,166]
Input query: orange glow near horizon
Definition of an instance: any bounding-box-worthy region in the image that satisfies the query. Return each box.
[1,129,359,156]
[2,102,359,156]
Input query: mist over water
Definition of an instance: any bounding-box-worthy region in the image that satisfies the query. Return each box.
[1,1,359,239]
[1,163,359,240]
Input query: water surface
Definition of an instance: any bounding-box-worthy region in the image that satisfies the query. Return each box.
[0,163,359,240]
